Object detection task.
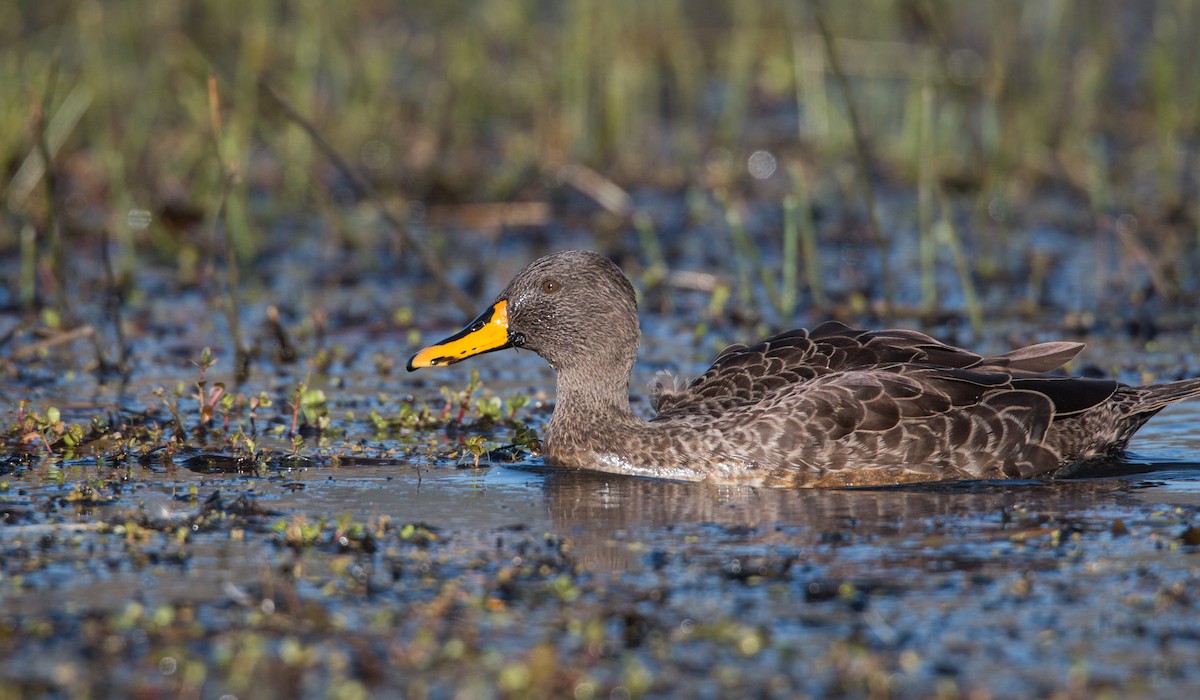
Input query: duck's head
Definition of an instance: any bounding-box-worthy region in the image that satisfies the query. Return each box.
[407,250,640,374]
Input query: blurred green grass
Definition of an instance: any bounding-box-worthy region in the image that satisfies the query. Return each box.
[2,0,1199,319]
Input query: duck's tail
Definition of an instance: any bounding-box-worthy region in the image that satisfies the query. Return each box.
[1133,377,1200,413]
[1101,378,1200,450]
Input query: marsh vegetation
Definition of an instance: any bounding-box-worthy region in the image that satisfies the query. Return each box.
[3,1,1200,697]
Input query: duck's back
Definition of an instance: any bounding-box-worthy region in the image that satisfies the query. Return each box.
[652,321,1089,417]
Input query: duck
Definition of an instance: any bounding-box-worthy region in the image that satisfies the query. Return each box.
[407,250,1200,487]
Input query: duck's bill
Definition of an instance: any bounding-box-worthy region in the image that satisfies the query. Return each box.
[407,300,511,370]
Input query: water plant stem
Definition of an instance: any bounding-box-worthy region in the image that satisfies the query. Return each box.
[917,58,937,321]
[257,78,476,316]
[788,162,827,311]
[936,193,982,336]
[717,193,762,311]
[813,2,893,320]
[32,57,111,371]
[781,195,800,319]
[207,75,250,383]
[33,54,65,318]
[99,223,130,380]
[718,2,759,147]
[633,211,667,285]
[787,2,829,141]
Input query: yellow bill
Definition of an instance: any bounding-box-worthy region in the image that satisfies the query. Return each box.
[407,300,511,370]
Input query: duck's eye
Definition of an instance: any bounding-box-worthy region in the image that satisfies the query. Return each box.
[542,279,560,294]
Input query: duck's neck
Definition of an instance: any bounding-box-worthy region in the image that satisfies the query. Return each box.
[553,362,639,422]
[544,362,642,461]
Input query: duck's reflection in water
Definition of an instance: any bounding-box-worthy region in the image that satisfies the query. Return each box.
[532,467,1153,573]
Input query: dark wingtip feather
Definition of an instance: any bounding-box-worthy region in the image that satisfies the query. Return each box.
[992,342,1085,372]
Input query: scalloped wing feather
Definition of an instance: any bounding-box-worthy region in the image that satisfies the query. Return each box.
[642,323,1186,479]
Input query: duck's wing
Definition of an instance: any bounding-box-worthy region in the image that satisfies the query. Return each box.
[652,320,1087,418]
[665,364,1121,480]
[762,366,1061,477]
[776,365,1120,444]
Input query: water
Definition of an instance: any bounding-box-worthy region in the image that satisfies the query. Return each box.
[3,401,1200,696]
[4,241,1200,696]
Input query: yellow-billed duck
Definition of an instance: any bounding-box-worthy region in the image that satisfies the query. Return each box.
[408,250,1200,487]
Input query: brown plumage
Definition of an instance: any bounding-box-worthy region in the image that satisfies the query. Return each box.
[408,250,1200,487]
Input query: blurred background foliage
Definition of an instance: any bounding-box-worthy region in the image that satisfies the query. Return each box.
[2,0,1200,327]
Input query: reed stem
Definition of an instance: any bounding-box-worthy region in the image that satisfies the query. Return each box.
[917,56,937,321]
[207,75,250,383]
[936,193,983,337]
[781,195,800,319]
[813,1,893,319]
[789,163,827,311]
